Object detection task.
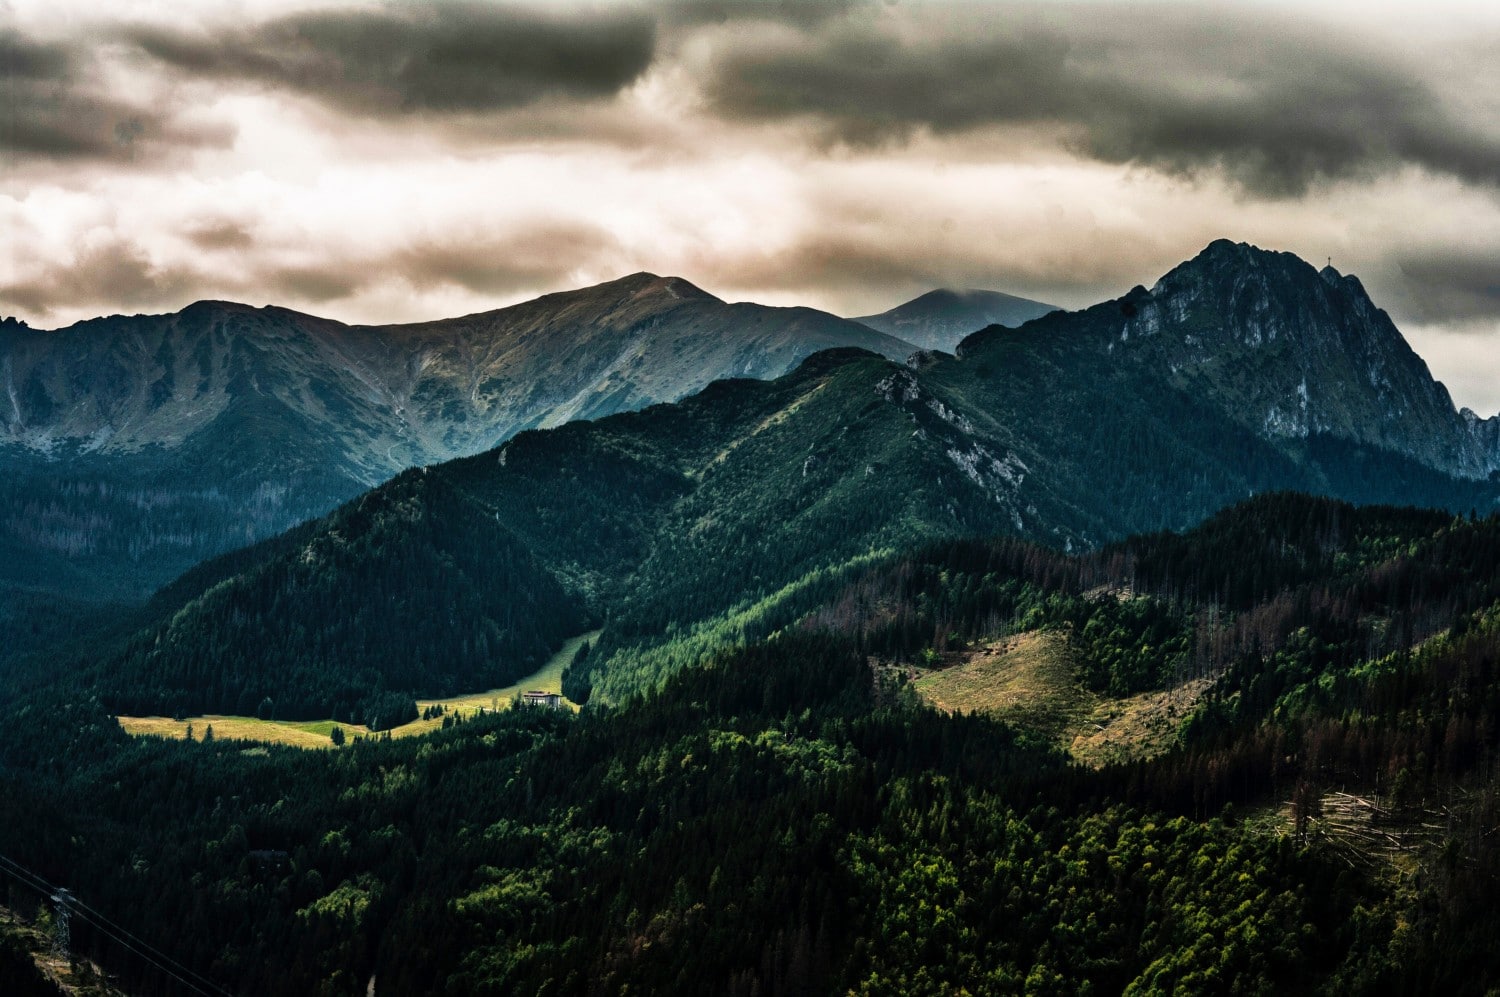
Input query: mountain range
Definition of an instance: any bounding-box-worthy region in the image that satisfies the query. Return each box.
[41,241,1500,721]
[0,274,920,607]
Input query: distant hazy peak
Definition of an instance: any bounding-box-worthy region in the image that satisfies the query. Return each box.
[868,286,1057,315]
[853,286,1057,352]
[910,287,1040,306]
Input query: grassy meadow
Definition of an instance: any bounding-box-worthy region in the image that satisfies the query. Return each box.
[116,630,599,749]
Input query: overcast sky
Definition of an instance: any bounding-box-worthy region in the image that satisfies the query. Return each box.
[4,0,1500,412]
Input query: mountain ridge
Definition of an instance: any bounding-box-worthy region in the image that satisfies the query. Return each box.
[53,241,1500,715]
[0,275,916,604]
[958,239,1500,480]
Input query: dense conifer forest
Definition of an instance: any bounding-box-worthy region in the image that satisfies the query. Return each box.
[3,494,1499,994]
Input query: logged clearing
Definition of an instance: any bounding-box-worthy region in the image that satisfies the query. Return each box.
[117,630,598,749]
[908,629,1211,766]
[1241,788,1446,887]
[912,631,1091,740]
[1069,678,1211,767]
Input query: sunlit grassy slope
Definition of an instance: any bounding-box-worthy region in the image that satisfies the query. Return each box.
[117,630,598,749]
[115,714,362,749]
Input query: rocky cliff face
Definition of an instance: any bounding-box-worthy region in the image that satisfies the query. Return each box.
[966,240,1498,481]
[1463,408,1500,473]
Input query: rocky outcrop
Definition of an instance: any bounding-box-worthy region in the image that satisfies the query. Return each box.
[1099,240,1495,480]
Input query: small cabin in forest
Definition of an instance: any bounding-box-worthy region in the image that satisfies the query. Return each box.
[522,690,565,709]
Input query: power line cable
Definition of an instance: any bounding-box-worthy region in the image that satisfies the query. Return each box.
[0,852,232,997]
[0,853,224,995]
[62,903,222,997]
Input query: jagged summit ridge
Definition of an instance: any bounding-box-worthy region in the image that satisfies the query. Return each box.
[1145,241,1496,477]
[959,240,1498,481]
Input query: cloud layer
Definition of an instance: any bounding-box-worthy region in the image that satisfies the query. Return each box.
[124,4,657,116]
[0,27,230,161]
[2,0,1499,411]
[698,7,1500,197]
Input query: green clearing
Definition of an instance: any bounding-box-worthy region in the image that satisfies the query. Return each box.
[401,628,597,735]
[116,630,599,749]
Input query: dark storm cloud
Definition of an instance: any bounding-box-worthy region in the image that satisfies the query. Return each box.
[725,234,959,295]
[181,219,256,252]
[699,9,1500,197]
[1396,252,1500,323]
[124,2,657,116]
[665,0,872,29]
[0,28,229,161]
[262,265,366,304]
[238,222,624,305]
[0,27,71,79]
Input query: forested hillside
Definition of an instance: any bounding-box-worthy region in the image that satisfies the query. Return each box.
[2,495,1498,994]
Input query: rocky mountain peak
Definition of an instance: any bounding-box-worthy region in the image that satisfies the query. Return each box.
[178,299,263,317]
[1046,240,1497,481]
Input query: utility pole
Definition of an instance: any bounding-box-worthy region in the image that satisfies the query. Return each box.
[50,888,73,960]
